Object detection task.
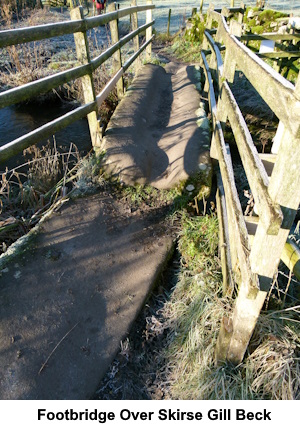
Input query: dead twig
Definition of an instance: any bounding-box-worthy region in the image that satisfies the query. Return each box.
[38,322,79,375]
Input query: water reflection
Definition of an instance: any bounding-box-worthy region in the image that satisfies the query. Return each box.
[0,100,92,170]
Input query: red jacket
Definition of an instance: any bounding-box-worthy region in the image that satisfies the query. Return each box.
[93,0,106,9]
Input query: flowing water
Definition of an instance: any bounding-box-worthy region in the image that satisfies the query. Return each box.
[0,101,91,170]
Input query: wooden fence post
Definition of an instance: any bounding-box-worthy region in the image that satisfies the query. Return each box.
[238,2,245,24]
[131,0,142,74]
[70,6,101,148]
[200,0,204,14]
[250,130,300,286]
[146,0,153,61]
[167,9,171,37]
[107,2,124,99]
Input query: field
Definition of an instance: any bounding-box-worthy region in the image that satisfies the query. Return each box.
[116,0,300,34]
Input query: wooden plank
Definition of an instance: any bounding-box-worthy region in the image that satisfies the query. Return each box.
[220,82,283,234]
[241,33,300,42]
[245,216,300,281]
[213,135,268,365]
[216,171,233,295]
[224,283,267,364]
[212,118,259,297]
[204,30,224,77]
[213,118,268,365]
[0,63,91,110]
[0,19,83,48]
[200,51,219,158]
[200,51,217,115]
[257,51,300,59]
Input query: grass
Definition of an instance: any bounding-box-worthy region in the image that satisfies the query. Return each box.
[0,142,108,255]
[1,4,300,400]
[95,195,300,400]
[156,210,300,400]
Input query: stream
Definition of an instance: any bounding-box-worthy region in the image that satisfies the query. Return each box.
[0,0,299,171]
[0,100,92,171]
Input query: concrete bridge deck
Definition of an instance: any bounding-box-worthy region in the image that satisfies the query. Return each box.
[0,62,211,399]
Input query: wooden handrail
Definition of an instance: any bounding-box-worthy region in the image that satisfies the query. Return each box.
[219,82,283,235]
[203,28,283,234]
[0,33,155,163]
[0,5,155,48]
[204,6,300,365]
[204,30,224,77]
[0,20,154,109]
[0,4,155,162]
[201,48,259,298]
[208,9,300,137]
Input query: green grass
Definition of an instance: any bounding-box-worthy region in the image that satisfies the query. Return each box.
[164,38,202,63]
[158,211,300,400]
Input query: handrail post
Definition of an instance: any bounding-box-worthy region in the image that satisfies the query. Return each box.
[107,2,124,99]
[131,0,142,74]
[70,5,101,148]
[146,0,153,61]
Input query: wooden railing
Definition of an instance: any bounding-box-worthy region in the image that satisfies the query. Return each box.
[201,4,300,364]
[0,2,155,163]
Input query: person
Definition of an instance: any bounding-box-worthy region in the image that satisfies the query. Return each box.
[93,0,106,15]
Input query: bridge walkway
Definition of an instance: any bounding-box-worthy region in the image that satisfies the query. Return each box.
[0,61,210,399]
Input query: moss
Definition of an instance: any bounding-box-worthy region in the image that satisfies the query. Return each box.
[251,25,264,35]
[258,9,288,24]
[244,8,289,34]
[244,6,260,20]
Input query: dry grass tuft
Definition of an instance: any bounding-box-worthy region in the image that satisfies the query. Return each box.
[0,141,107,255]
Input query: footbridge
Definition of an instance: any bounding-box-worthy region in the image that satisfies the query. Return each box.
[0,2,299,399]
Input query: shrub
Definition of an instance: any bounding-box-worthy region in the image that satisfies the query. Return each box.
[184,13,206,44]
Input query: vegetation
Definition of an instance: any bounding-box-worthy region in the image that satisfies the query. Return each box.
[95,193,300,399]
[1,3,299,400]
[161,213,300,400]
[162,6,299,83]
[0,139,109,255]
[244,7,289,34]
